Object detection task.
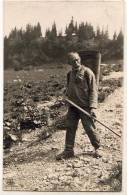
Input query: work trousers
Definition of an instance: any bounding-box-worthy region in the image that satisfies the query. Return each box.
[65,106,100,151]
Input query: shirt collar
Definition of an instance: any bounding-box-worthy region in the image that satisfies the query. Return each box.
[72,65,85,75]
[72,65,81,72]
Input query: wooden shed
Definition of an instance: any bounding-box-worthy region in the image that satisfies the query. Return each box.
[78,50,101,86]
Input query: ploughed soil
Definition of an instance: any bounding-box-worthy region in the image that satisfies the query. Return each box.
[3,68,123,192]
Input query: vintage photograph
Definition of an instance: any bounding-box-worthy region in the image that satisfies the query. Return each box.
[3,0,123,192]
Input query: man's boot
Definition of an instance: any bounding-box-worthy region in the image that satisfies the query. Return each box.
[94,146,102,158]
[56,149,74,160]
[56,123,77,160]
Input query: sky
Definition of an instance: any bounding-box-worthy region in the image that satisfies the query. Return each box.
[4,0,124,38]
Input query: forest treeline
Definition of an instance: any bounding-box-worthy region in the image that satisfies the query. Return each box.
[4,17,123,70]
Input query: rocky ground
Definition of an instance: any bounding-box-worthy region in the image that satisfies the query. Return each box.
[3,71,123,192]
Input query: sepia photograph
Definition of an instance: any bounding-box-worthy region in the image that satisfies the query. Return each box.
[3,0,124,192]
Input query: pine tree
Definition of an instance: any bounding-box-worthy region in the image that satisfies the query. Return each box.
[36,22,42,37]
[65,16,75,39]
[51,22,57,39]
[33,22,42,38]
[117,30,123,44]
[104,29,109,40]
[4,36,10,68]
[9,27,17,39]
[87,23,95,39]
[45,28,51,38]
[24,24,34,43]
[78,22,85,41]
[113,31,117,40]
[96,26,101,40]
[101,29,104,39]
[74,21,78,34]
[115,30,124,58]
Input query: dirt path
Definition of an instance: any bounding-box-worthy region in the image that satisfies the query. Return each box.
[3,87,123,192]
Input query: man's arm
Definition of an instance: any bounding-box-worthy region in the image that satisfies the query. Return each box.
[87,68,98,110]
[64,71,71,96]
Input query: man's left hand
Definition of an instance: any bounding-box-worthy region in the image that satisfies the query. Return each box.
[90,108,96,118]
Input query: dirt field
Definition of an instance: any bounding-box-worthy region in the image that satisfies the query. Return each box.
[3,64,123,192]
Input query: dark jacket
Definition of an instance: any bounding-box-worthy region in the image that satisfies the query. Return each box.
[66,65,98,109]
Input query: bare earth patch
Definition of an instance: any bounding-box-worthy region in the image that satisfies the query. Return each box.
[103,71,123,81]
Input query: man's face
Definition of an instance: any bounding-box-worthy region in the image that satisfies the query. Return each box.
[68,58,81,70]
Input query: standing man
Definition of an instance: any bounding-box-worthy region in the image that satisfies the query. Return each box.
[56,52,101,160]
